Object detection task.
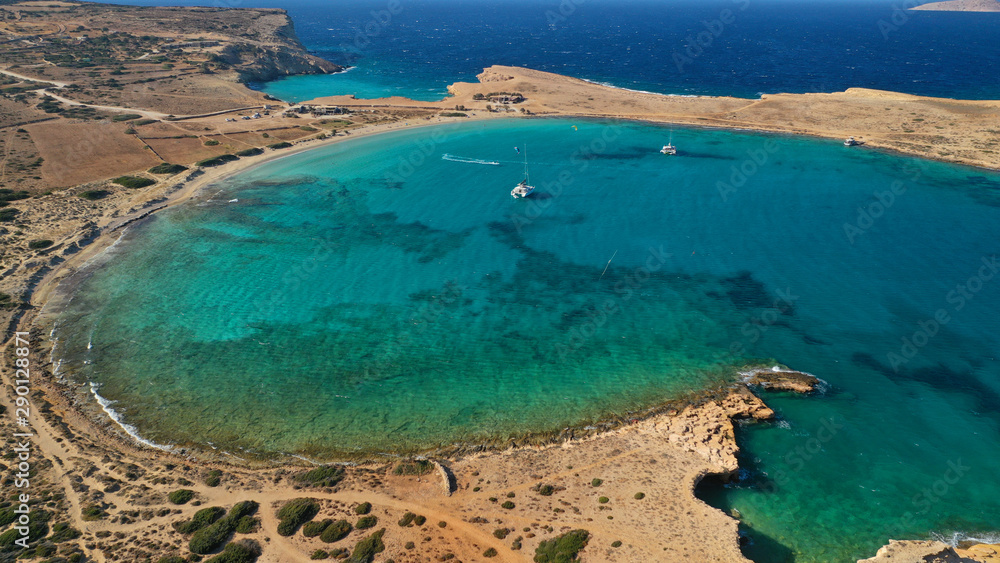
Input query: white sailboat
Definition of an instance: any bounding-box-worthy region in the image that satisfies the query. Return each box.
[511,144,535,198]
[660,130,677,155]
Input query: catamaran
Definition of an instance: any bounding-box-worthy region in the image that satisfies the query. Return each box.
[511,144,535,198]
[660,130,677,155]
[844,136,860,147]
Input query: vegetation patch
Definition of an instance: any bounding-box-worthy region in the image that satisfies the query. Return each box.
[295,465,345,488]
[397,512,417,527]
[355,515,377,529]
[79,189,110,200]
[234,516,259,534]
[393,459,433,476]
[277,498,320,536]
[533,529,590,562]
[196,154,239,167]
[205,469,223,487]
[204,139,221,146]
[353,502,372,515]
[439,112,467,117]
[111,113,143,122]
[135,118,158,126]
[0,208,18,222]
[536,484,556,496]
[501,501,515,509]
[148,163,188,174]
[189,501,258,554]
[634,492,645,500]
[203,539,261,563]
[483,548,498,558]
[168,489,195,505]
[267,142,293,149]
[81,504,106,521]
[112,175,156,189]
[173,506,225,534]
[303,519,333,538]
[319,519,352,543]
[235,147,264,157]
[300,126,318,132]
[591,478,603,487]
[346,528,385,563]
[0,189,29,206]
[28,239,54,249]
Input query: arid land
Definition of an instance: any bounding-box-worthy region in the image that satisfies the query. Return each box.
[2,1,1000,562]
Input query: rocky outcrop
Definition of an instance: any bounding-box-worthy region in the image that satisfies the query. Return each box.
[218,43,341,83]
[742,366,821,393]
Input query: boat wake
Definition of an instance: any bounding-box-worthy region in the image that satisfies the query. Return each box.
[442,154,500,166]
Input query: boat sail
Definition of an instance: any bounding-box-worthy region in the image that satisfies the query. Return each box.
[660,129,677,155]
[511,144,535,198]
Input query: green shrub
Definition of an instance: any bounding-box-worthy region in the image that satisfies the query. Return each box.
[329,548,348,559]
[79,189,110,200]
[295,465,345,488]
[28,239,53,249]
[234,516,259,534]
[311,550,329,560]
[228,501,259,520]
[157,557,186,563]
[189,518,233,554]
[319,519,351,543]
[437,521,447,528]
[148,163,187,174]
[392,460,432,476]
[353,502,371,515]
[537,485,555,496]
[203,539,261,563]
[0,507,15,527]
[81,504,105,521]
[267,142,293,149]
[111,113,143,122]
[413,515,426,526]
[598,497,609,504]
[345,528,385,563]
[591,479,602,487]
[533,529,590,562]
[501,501,515,510]
[174,506,225,534]
[49,521,81,542]
[276,498,320,536]
[493,528,509,539]
[168,489,195,505]
[439,112,467,117]
[112,175,156,189]
[483,548,498,558]
[205,469,223,487]
[355,515,377,529]
[135,119,158,125]
[0,208,18,222]
[204,139,220,146]
[611,540,622,548]
[634,492,645,500]
[300,126,318,132]
[235,148,264,157]
[397,512,416,527]
[196,154,239,167]
[303,519,333,538]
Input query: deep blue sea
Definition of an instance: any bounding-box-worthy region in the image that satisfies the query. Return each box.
[104,0,1000,101]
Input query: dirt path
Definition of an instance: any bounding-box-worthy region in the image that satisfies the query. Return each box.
[0,67,68,88]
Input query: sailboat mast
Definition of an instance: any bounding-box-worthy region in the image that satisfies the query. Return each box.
[523,144,529,183]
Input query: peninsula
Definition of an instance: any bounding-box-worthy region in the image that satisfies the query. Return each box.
[1,2,1000,562]
[911,0,1000,11]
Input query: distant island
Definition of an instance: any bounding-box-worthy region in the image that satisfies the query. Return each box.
[911,0,1000,11]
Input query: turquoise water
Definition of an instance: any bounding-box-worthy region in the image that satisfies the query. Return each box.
[52,118,1000,561]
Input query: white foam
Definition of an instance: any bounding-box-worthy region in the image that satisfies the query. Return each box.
[89,382,173,451]
[933,530,1000,547]
[578,78,701,98]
